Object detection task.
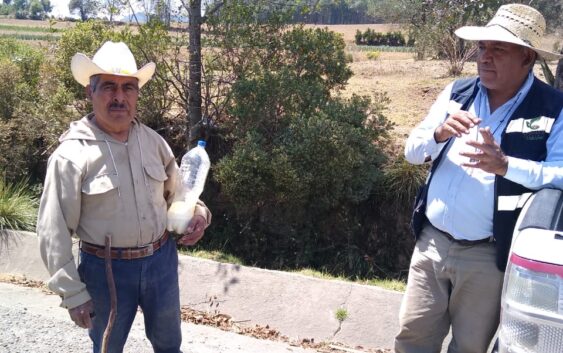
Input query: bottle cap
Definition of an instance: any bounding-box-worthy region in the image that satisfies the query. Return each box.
[197,140,206,148]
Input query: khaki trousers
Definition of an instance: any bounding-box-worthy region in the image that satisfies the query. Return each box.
[394,223,503,353]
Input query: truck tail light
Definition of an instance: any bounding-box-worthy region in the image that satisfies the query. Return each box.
[499,254,563,353]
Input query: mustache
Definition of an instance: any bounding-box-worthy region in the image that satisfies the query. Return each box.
[109,103,127,110]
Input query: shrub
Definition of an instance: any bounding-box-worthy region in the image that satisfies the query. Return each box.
[0,37,44,90]
[212,23,396,272]
[355,29,407,47]
[366,50,380,60]
[214,94,394,273]
[0,61,21,119]
[0,38,70,184]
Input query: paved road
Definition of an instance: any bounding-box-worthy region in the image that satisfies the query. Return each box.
[0,282,317,353]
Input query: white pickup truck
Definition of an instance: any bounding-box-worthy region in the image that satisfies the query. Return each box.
[497,188,563,353]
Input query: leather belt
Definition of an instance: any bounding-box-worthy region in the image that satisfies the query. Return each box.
[80,231,169,260]
[432,224,495,246]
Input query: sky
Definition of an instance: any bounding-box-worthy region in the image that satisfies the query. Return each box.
[49,0,145,20]
[47,0,208,20]
[50,0,73,18]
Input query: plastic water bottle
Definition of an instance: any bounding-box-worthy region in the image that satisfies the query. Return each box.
[167,140,210,234]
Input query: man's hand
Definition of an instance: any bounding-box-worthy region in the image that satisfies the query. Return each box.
[177,215,207,246]
[68,300,94,329]
[461,127,509,176]
[434,110,481,143]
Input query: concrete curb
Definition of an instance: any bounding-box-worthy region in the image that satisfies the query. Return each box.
[0,231,403,350]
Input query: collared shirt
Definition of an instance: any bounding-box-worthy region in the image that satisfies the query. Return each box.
[405,72,563,240]
[37,115,211,308]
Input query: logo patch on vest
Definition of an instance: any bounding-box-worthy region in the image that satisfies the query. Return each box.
[506,116,554,135]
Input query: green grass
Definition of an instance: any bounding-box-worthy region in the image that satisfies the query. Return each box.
[0,178,38,233]
[335,307,348,322]
[0,24,60,33]
[0,33,59,41]
[177,250,407,292]
[179,248,245,265]
[359,278,407,292]
[292,268,406,292]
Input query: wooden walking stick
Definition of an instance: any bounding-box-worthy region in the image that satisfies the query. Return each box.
[101,234,117,353]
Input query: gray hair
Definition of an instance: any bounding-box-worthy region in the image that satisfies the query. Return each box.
[89,75,102,92]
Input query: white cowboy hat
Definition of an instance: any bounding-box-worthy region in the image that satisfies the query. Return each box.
[455,4,562,61]
[71,41,156,88]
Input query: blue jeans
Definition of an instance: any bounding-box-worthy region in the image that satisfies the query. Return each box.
[78,237,182,353]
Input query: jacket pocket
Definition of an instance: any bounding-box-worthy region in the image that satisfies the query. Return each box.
[82,173,119,195]
[81,173,121,219]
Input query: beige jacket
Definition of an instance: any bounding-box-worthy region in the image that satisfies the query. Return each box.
[37,114,211,309]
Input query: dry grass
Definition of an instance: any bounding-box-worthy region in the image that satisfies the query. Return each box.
[342,54,456,137]
[322,24,562,139]
[0,18,75,30]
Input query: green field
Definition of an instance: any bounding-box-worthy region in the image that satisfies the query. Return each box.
[0,23,60,33]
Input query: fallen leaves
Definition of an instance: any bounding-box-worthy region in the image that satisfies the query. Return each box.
[0,273,53,294]
[179,305,390,353]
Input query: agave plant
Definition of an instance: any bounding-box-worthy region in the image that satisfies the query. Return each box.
[0,177,38,234]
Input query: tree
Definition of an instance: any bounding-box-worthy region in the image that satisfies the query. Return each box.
[14,0,29,18]
[101,0,125,23]
[28,0,45,19]
[291,0,380,24]
[40,0,51,13]
[187,0,203,147]
[154,0,172,27]
[10,0,51,18]
[68,0,99,20]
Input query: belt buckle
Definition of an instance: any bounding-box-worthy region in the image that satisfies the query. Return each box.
[146,243,154,256]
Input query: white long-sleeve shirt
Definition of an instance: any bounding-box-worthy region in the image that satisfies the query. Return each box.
[405,72,563,240]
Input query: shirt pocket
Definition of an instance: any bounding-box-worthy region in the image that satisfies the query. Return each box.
[81,173,122,219]
[144,164,168,207]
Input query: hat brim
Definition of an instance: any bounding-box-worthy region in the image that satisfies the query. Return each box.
[455,25,562,61]
[71,53,156,88]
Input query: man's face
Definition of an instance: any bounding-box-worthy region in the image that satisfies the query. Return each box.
[87,74,139,133]
[477,41,533,92]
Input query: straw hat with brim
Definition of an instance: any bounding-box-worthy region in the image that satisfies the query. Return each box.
[71,41,156,88]
[455,4,562,61]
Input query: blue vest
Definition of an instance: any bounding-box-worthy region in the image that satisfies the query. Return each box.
[412,76,563,271]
